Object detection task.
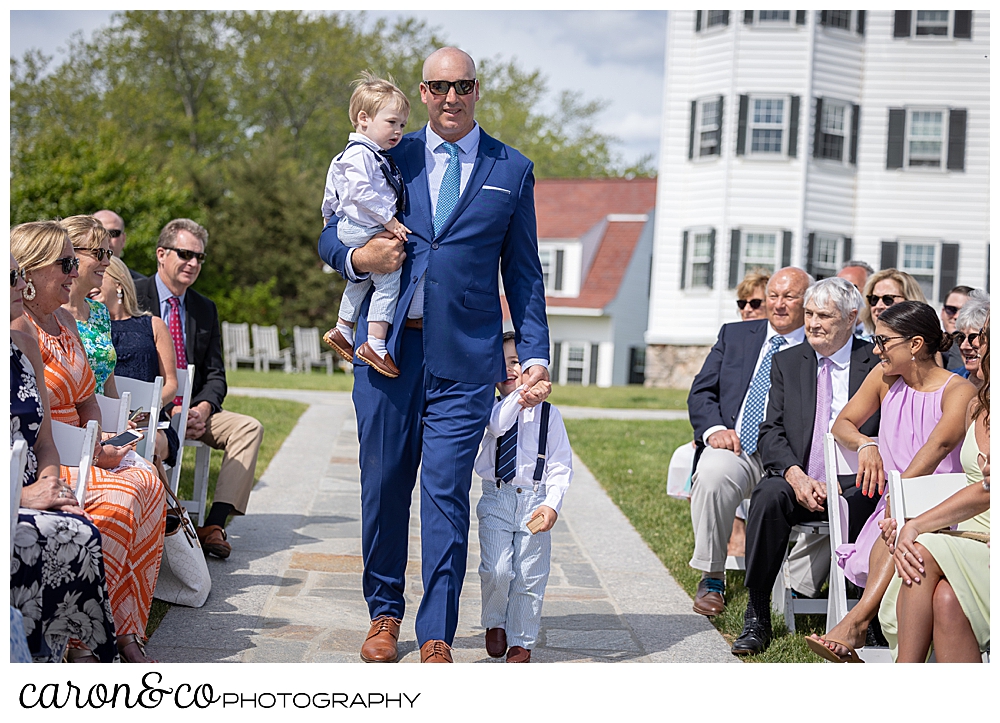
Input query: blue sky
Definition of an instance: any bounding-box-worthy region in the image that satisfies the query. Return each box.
[9,9,667,168]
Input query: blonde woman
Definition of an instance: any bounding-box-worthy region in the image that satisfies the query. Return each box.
[859,268,927,336]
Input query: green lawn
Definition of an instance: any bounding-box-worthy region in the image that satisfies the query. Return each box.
[226,368,688,409]
[147,394,308,639]
[564,419,824,663]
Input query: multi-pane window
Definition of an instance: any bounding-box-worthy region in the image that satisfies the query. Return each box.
[750,98,785,154]
[812,234,841,279]
[743,232,777,275]
[825,10,851,30]
[565,345,586,385]
[758,11,791,23]
[690,232,713,287]
[819,101,847,161]
[699,98,722,157]
[538,248,565,293]
[706,10,728,28]
[915,10,950,36]
[907,110,945,168]
[901,242,937,299]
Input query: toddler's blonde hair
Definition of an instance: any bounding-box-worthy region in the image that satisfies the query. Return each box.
[349,71,410,129]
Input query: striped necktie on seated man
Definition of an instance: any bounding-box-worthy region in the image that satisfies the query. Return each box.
[167,296,188,406]
[738,335,786,455]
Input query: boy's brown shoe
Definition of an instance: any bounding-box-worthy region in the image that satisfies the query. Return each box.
[356,343,400,378]
[485,628,507,658]
[360,616,401,663]
[419,640,453,663]
[323,328,355,363]
[506,646,531,663]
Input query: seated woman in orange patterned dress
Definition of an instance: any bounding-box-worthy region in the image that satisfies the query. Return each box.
[11,221,166,664]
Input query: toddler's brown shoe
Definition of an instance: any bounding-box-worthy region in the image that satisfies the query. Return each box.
[356,342,400,378]
[323,328,355,363]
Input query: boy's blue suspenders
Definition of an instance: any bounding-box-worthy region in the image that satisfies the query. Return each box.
[494,401,551,492]
[335,141,407,214]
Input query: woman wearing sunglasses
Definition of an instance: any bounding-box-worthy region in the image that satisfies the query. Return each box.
[806,301,975,661]
[11,221,166,663]
[952,289,990,386]
[735,269,769,321]
[10,252,119,663]
[858,268,926,338]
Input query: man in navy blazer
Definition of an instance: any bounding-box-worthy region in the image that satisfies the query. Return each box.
[686,267,811,618]
[318,48,550,663]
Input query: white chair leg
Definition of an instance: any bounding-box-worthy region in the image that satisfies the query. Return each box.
[191,444,212,526]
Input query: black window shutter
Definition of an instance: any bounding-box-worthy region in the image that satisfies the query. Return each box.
[842,237,853,264]
[707,228,716,289]
[589,344,600,385]
[695,10,702,32]
[744,10,754,24]
[680,231,689,289]
[736,95,749,156]
[788,96,800,157]
[689,100,697,160]
[812,97,824,159]
[552,342,561,384]
[554,249,565,291]
[894,11,912,37]
[880,241,899,270]
[886,108,906,169]
[805,232,816,276]
[857,10,866,35]
[939,243,960,302]
[722,10,730,26]
[947,109,967,172]
[796,10,807,25]
[781,231,792,268]
[717,95,725,154]
[820,11,828,26]
[850,103,860,165]
[953,11,972,39]
[728,229,742,289]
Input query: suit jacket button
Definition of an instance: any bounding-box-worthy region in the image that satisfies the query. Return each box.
[412,275,418,283]
[431,242,439,250]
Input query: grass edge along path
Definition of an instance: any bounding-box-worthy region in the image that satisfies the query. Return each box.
[146,395,308,638]
[564,418,825,663]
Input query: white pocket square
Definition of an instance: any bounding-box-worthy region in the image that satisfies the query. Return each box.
[482,185,511,194]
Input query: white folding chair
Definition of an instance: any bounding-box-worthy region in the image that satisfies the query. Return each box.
[50,420,99,501]
[293,325,334,374]
[95,391,132,434]
[823,433,863,631]
[166,366,211,525]
[252,324,293,373]
[114,376,163,463]
[222,321,255,371]
[11,440,29,559]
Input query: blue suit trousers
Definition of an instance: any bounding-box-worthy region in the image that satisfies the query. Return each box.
[353,328,494,645]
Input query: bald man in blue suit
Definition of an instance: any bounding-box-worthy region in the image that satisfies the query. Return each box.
[318,48,550,663]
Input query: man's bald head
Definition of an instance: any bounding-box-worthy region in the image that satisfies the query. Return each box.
[420,47,480,143]
[94,209,127,256]
[765,266,812,335]
[422,47,476,80]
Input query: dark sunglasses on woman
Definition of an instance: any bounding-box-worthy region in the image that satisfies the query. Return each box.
[10,268,26,287]
[422,79,476,96]
[736,298,764,310]
[867,293,905,308]
[954,331,982,347]
[55,256,80,274]
[872,334,910,354]
[74,246,114,262]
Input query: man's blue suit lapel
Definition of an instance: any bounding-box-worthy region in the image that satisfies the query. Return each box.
[742,321,767,388]
[399,128,433,231]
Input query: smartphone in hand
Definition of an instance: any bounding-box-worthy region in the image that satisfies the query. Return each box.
[103,429,144,448]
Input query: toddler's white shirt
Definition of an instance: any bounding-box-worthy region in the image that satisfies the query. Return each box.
[321,133,399,227]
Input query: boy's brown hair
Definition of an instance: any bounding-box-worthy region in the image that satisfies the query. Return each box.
[349,71,410,129]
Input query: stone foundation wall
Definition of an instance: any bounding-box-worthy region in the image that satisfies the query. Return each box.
[643,344,712,389]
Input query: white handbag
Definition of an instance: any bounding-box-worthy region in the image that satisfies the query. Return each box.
[154,482,212,607]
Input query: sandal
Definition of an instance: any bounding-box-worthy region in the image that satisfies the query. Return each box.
[117,634,159,663]
[804,635,864,663]
[66,648,100,663]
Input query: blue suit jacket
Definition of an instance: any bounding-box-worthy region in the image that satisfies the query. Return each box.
[318,126,549,385]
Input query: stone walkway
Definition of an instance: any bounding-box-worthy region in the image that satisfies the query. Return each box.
[147,388,734,663]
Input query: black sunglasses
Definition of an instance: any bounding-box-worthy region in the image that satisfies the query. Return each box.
[10,268,26,287]
[422,79,476,96]
[954,331,982,347]
[942,305,960,316]
[54,256,80,274]
[105,228,123,239]
[867,294,905,308]
[164,247,206,263]
[74,246,114,262]
[872,334,910,354]
[737,298,764,310]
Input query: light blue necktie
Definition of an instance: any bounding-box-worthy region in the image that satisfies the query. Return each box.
[433,142,461,237]
[738,335,787,455]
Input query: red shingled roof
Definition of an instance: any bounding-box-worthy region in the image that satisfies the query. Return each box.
[535,177,656,239]
[546,220,647,310]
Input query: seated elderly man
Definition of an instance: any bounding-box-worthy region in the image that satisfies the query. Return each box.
[731,277,881,655]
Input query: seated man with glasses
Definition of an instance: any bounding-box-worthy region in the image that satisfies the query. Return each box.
[134,218,264,558]
[939,285,975,372]
[94,209,145,281]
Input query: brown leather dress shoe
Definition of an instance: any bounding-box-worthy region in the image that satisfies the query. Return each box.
[506,646,531,663]
[692,577,725,617]
[196,525,231,559]
[322,328,355,363]
[419,640,453,663]
[360,616,401,663]
[356,343,400,378]
[485,628,507,658]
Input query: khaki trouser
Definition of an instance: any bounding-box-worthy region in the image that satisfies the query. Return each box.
[197,409,264,515]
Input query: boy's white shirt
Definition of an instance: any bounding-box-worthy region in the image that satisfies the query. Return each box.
[473,388,574,514]
[321,132,398,226]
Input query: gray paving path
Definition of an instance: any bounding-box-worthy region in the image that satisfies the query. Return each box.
[148,388,733,663]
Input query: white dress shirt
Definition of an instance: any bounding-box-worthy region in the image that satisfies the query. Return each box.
[817,336,854,431]
[702,324,806,446]
[321,133,399,226]
[474,390,573,514]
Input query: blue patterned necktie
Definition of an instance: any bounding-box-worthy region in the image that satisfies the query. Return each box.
[496,423,518,483]
[433,141,461,237]
[738,335,787,455]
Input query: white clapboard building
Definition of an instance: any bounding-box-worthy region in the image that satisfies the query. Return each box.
[645,10,989,388]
